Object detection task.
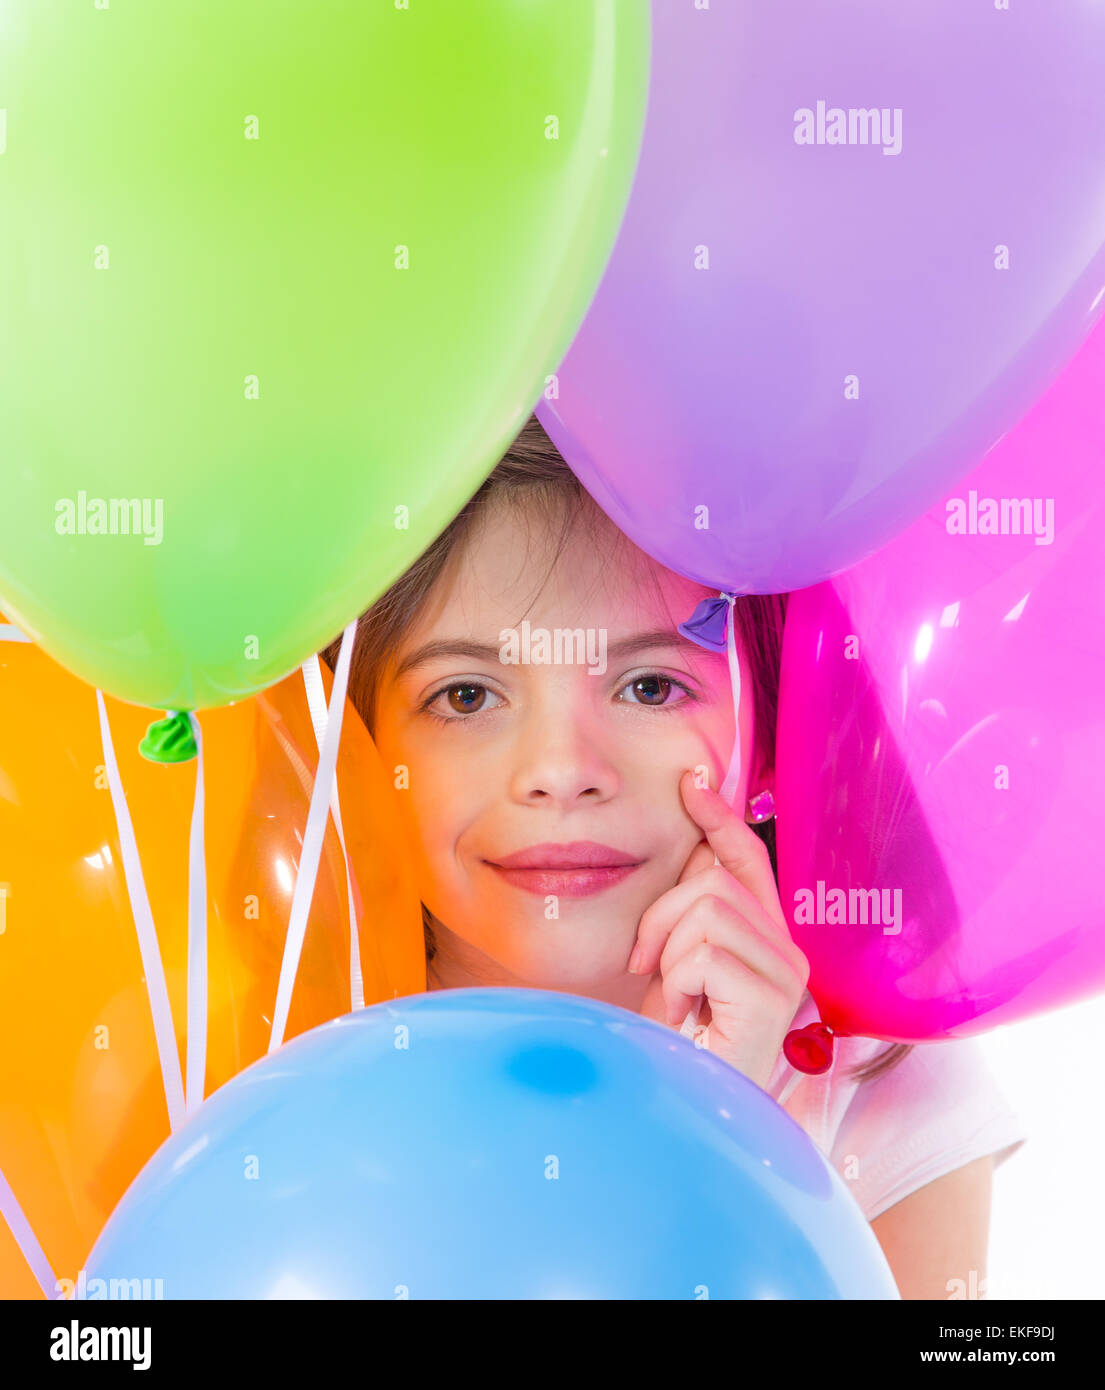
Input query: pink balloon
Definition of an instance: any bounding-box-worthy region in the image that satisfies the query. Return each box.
[776,314,1105,1042]
[538,0,1105,593]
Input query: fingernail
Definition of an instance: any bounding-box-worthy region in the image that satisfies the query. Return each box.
[628,944,644,974]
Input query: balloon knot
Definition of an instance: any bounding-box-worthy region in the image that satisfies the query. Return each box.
[139,711,197,764]
[783,1022,836,1075]
[677,594,733,652]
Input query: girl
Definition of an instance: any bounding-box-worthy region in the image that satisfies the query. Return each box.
[325,414,1026,1300]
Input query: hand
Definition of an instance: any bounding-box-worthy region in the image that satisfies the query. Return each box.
[630,770,809,1090]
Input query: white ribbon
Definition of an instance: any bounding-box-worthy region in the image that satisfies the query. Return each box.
[185,713,207,1116]
[718,593,743,807]
[4,647,202,1293]
[776,1070,806,1106]
[680,594,742,1042]
[0,1164,58,1299]
[268,621,357,1052]
[676,599,810,1108]
[0,622,32,643]
[301,655,364,1012]
[95,692,186,1131]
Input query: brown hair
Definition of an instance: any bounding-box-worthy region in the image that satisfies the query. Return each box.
[323,414,909,1084]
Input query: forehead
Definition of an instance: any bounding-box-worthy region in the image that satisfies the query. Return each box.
[419,494,708,638]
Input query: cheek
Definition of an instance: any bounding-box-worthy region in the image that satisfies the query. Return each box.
[637,710,729,785]
[401,743,488,876]
[412,732,487,795]
[694,698,744,773]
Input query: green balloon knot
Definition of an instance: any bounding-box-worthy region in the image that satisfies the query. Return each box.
[139,711,197,764]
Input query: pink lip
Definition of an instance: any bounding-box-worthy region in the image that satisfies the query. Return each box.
[490,841,641,870]
[486,842,644,899]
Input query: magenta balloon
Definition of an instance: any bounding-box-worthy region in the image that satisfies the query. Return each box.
[775,313,1105,1042]
[537,1,1105,594]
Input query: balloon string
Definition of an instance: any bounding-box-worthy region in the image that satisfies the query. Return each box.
[301,654,364,1011]
[680,594,742,1043]
[185,713,207,1116]
[0,622,31,642]
[269,621,357,1052]
[0,1164,57,1299]
[95,691,185,1131]
[776,1069,806,1107]
[683,599,809,1111]
[719,593,742,806]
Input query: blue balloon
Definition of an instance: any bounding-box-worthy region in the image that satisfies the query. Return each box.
[86,989,898,1299]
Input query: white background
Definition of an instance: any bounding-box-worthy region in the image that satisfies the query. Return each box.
[979,993,1105,1300]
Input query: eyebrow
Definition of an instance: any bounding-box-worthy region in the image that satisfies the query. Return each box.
[393,628,699,679]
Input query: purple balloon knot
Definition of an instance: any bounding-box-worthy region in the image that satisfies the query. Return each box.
[677,594,733,653]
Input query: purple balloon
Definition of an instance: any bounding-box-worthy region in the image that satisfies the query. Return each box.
[775,311,1105,1042]
[538,0,1105,593]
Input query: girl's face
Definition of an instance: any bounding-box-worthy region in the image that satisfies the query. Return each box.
[373,497,765,1006]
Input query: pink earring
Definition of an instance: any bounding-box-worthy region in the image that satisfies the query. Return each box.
[747,788,775,823]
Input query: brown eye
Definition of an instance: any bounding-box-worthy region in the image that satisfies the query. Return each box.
[630,675,671,706]
[616,672,694,710]
[446,682,487,714]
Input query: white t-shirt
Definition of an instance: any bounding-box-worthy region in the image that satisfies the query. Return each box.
[764,992,1028,1222]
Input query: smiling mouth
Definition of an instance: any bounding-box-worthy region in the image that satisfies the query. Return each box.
[484,841,645,898]
[484,862,643,898]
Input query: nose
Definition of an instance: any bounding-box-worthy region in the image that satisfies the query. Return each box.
[507,699,620,810]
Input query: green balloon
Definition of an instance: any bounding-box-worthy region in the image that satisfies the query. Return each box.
[0,2,648,709]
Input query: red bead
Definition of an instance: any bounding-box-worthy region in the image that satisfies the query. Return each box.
[783,1022,835,1075]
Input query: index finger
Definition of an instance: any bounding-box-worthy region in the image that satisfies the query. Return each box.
[677,837,716,885]
[678,770,786,930]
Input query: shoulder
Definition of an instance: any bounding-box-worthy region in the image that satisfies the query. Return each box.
[765,994,1028,1221]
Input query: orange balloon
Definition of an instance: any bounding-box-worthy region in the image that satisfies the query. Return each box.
[0,635,425,1297]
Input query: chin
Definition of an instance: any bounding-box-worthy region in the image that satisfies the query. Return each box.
[513,948,634,993]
